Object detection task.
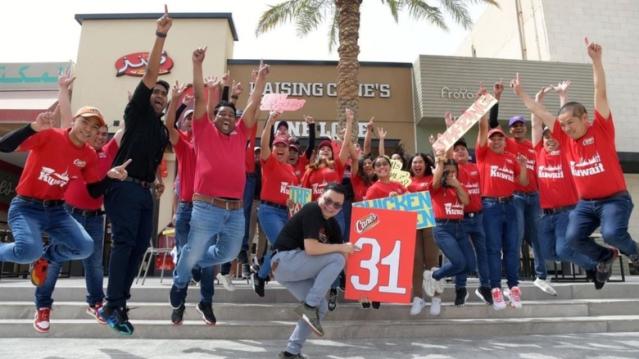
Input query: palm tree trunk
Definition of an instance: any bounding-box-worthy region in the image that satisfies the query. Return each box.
[336,0,361,142]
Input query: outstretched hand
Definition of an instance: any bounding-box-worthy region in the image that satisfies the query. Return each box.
[376,127,387,139]
[493,80,504,99]
[552,80,571,96]
[57,69,75,91]
[171,81,189,102]
[31,111,56,132]
[107,159,132,181]
[510,73,523,97]
[444,112,455,128]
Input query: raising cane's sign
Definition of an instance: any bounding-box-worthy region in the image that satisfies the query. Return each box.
[114,51,174,77]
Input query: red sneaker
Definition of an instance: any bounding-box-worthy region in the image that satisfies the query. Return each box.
[33,308,51,333]
[509,286,523,309]
[87,302,107,325]
[30,258,49,287]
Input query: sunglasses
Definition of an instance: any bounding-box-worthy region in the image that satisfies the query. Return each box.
[323,197,343,210]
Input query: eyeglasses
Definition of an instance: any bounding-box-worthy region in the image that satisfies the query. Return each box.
[323,197,343,210]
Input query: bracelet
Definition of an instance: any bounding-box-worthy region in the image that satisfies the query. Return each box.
[156,31,167,38]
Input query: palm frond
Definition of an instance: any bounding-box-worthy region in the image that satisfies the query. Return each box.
[256,0,331,36]
[328,7,339,51]
[295,0,326,36]
[440,0,472,29]
[380,0,401,22]
[403,0,448,31]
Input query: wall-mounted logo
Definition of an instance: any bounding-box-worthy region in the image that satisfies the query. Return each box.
[115,51,173,77]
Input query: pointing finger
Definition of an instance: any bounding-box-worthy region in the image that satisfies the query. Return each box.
[164,4,169,15]
[120,159,133,169]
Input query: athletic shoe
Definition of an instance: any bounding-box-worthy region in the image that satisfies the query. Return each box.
[491,288,507,311]
[252,272,266,297]
[509,286,523,309]
[294,302,324,336]
[170,285,187,309]
[216,272,236,292]
[372,301,381,309]
[196,302,216,326]
[410,297,426,315]
[328,288,338,311]
[30,258,49,287]
[360,301,371,309]
[587,268,605,290]
[422,269,436,297]
[191,268,201,283]
[241,263,251,279]
[596,248,619,283]
[171,304,185,325]
[433,268,445,294]
[33,308,50,333]
[475,287,493,305]
[98,306,134,336]
[278,351,307,358]
[454,287,469,306]
[534,278,557,296]
[86,302,107,325]
[430,297,441,316]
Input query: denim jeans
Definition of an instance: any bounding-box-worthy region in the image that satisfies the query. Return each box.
[221,174,257,275]
[172,201,244,290]
[432,221,476,282]
[455,212,490,288]
[483,198,520,289]
[538,209,597,270]
[104,180,154,308]
[175,201,214,304]
[35,208,106,308]
[272,249,345,355]
[513,192,546,279]
[257,203,289,279]
[565,193,638,263]
[2,197,93,264]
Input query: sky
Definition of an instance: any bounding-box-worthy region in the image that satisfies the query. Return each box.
[0,0,489,63]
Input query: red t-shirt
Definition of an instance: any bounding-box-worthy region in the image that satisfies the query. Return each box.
[505,138,538,193]
[431,186,464,220]
[17,128,101,200]
[192,114,249,199]
[301,158,345,200]
[553,111,626,199]
[476,143,521,198]
[458,162,482,213]
[365,181,407,200]
[260,153,299,205]
[245,126,257,174]
[64,138,119,210]
[350,174,371,202]
[407,175,432,193]
[535,142,578,209]
[293,155,309,180]
[174,131,196,202]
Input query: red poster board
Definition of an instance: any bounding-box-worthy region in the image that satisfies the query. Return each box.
[344,206,417,304]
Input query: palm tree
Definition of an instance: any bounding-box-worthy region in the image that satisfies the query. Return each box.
[256,0,498,139]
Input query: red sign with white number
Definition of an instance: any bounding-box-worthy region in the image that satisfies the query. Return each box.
[345,207,417,304]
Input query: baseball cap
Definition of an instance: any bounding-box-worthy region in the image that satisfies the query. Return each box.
[453,137,468,149]
[74,106,106,127]
[289,143,300,152]
[318,139,333,150]
[487,127,506,138]
[508,115,526,127]
[273,135,289,146]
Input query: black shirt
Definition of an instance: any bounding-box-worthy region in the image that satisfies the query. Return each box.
[273,202,343,251]
[113,81,169,183]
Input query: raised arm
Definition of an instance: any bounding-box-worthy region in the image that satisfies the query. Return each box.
[230,80,243,105]
[303,115,316,159]
[363,117,374,156]
[260,111,280,161]
[489,81,504,129]
[57,70,75,128]
[585,38,609,118]
[376,127,387,157]
[431,149,446,191]
[142,5,172,89]
[531,87,551,147]
[552,80,571,108]
[205,76,221,117]
[511,73,557,130]
[242,62,270,129]
[192,47,208,121]
[338,109,354,163]
[166,81,187,145]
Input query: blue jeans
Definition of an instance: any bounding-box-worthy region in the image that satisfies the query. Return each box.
[432,221,476,282]
[172,201,244,290]
[513,192,546,279]
[455,212,490,288]
[175,202,214,304]
[104,181,154,308]
[257,203,289,279]
[35,208,106,308]
[538,208,597,270]
[483,198,520,289]
[221,174,257,275]
[2,197,93,264]
[565,193,638,263]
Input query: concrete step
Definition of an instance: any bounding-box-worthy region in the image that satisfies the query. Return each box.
[4,299,639,322]
[2,315,638,339]
[1,279,638,303]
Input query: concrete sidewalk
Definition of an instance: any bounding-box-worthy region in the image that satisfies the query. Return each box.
[3,332,639,359]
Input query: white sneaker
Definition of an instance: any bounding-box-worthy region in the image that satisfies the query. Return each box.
[410,297,426,315]
[430,267,444,294]
[422,270,436,297]
[430,296,441,316]
[216,273,236,291]
[491,288,507,311]
[534,278,557,296]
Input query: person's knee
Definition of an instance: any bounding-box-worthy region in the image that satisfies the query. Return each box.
[600,226,628,245]
[13,241,42,263]
[327,252,346,269]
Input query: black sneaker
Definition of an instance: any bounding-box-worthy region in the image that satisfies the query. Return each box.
[596,249,619,283]
[253,272,265,297]
[587,269,605,290]
[196,302,216,326]
[98,306,134,336]
[371,301,381,309]
[170,285,187,308]
[454,287,469,306]
[360,301,371,309]
[328,288,337,311]
[171,304,185,325]
[294,302,324,336]
[475,286,494,305]
[191,268,202,283]
[278,351,307,358]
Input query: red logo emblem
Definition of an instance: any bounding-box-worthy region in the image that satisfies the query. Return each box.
[114,51,173,77]
[355,213,379,234]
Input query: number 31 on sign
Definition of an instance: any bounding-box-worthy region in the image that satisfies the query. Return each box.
[345,207,417,304]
